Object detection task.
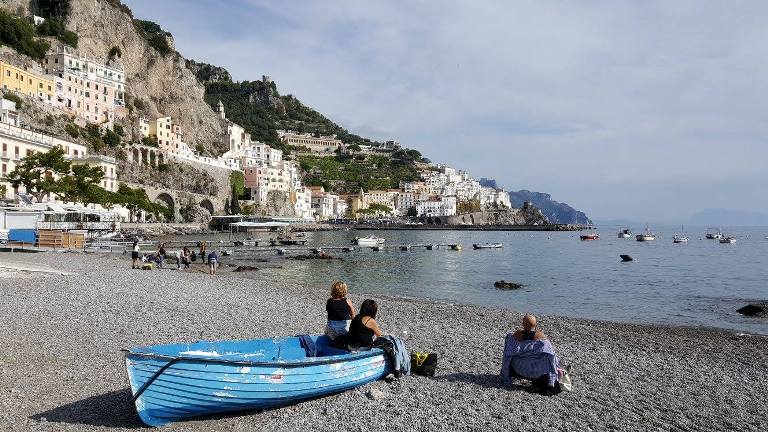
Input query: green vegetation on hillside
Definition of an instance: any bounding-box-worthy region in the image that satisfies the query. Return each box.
[35,0,72,18]
[0,9,51,60]
[36,17,78,47]
[133,19,172,56]
[198,65,381,149]
[204,80,281,146]
[299,154,420,194]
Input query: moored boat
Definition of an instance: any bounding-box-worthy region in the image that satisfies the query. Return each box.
[673,226,688,243]
[354,236,385,247]
[719,236,737,244]
[473,243,503,249]
[124,336,391,427]
[580,233,599,241]
[636,225,656,242]
[617,228,632,238]
[705,228,723,240]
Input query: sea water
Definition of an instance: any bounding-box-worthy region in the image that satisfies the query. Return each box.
[222,226,768,335]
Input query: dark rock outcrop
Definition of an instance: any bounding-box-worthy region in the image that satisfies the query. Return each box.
[737,303,768,318]
[494,280,524,290]
[507,190,592,225]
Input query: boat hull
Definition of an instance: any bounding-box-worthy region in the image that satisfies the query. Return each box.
[125,337,389,427]
[636,235,656,242]
[473,243,503,249]
[355,238,385,247]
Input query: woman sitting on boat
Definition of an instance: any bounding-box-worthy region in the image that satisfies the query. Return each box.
[334,299,383,350]
[325,281,356,340]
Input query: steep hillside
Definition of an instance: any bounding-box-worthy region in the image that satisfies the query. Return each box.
[0,0,223,152]
[192,62,380,151]
[507,189,592,225]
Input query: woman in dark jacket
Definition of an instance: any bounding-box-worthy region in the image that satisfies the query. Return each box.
[340,299,383,349]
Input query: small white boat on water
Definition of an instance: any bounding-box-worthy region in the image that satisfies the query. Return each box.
[617,228,632,239]
[705,228,723,240]
[673,226,689,243]
[354,236,385,247]
[636,225,656,242]
[473,243,503,249]
[719,236,737,244]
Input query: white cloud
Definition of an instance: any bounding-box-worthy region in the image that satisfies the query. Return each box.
[124,0,768,220]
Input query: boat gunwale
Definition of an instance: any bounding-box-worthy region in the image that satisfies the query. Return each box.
[124,348,386,368]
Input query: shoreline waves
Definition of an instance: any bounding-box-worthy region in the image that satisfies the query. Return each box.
[0,252,765,431]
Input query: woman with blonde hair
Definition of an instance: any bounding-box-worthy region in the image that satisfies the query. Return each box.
[325,281,356,340]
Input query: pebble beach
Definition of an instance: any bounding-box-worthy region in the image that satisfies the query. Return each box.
[0,251,766,431]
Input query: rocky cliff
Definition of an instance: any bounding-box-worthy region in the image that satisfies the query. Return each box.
[0,0,223,151]
[507,189,592,225]
[446,206,549,226]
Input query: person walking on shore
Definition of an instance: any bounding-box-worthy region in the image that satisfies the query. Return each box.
[131,240,140,269]
[325,281,356,340]
[181,247,191,269]
[207,250,218,275]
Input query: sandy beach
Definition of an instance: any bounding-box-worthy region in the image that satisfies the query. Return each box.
[0,251,766,431]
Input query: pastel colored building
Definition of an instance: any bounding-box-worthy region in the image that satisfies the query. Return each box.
[0,102,114,199]
[43,46,125,126]
[0,61,55,104]
[277,130,344,156]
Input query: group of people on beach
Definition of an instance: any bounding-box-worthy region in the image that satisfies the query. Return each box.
[322,280,569,394]
[130,240,219,275]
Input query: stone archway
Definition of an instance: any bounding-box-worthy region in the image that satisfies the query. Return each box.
[140,148,148,165]
[199,198,214,215]
[470,214,475,224]
[131,147,140,163]
[427,217,434,225]
[435,217,442,225]
[158,153,165,166]
[155,193,175,221]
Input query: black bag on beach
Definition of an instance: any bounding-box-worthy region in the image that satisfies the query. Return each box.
[411,352,438,377]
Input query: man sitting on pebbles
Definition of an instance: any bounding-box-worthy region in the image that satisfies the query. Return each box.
[501,314,568,395]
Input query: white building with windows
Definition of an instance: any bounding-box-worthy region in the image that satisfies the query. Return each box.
[416,195,457,217]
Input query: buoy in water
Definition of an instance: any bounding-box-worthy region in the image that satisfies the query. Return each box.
[620,254,633,262]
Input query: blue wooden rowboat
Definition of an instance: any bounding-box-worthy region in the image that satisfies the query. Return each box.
[124,336,389,427]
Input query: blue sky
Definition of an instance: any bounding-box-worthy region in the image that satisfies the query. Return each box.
[123,0,768,221]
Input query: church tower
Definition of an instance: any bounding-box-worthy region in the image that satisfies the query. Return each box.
[216,100,226,120]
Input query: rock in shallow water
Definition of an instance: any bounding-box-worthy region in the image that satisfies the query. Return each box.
[737,303,768,318]
[494,280,524,290]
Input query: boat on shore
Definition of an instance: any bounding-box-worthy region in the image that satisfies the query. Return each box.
[125,336,390,427]
[473,243,503,249]
[354,236,385,246]
[636,226,656,242]
[617,228,632,238]
[580,233,599,241]
[719,236,737,244]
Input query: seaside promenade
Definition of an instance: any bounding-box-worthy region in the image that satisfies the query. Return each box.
[0,252,765,431]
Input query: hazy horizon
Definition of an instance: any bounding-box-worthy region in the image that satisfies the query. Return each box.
[123,0,768,221]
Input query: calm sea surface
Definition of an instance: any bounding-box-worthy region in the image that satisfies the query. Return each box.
[213,226,768,335]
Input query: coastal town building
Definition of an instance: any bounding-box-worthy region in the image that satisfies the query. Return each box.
[277,130,344,156]
[416,195,457,217]
[43,47,126,126]
[0,61,55,105]
[70,154,118,192]
[0,99,20,126]
[0,101,116,199]
[308,186,346,220]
